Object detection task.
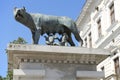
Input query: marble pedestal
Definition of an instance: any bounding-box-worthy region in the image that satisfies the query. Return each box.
[7,44,110,80]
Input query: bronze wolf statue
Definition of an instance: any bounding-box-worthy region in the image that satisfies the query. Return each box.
[14,7,83,46]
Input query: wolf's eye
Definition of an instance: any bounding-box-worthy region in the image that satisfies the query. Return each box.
[18,10,20,12]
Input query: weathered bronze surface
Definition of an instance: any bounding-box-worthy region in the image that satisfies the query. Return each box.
[14,7,83,46]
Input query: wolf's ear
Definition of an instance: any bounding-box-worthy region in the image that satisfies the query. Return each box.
[23,6,26,11]
[14,7,17,10]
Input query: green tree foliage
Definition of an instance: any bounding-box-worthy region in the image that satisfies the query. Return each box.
[6,37,27,53]
[3,37,27,80]
[10,37,27,44]
[6,71,13,80]
[0,76,3,80]
[0,76,6,80]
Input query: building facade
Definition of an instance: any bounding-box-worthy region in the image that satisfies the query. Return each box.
[76,0,120,80]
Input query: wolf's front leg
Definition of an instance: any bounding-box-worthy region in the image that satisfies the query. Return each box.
[31,29,41,44]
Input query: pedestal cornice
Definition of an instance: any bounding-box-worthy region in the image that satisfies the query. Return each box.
[7,44,110,69]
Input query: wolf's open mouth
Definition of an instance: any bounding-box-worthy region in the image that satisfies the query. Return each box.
[16,13,24,18]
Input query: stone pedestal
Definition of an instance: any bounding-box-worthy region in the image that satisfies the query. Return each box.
[7,44,110,80]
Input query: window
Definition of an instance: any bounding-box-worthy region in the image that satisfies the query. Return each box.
[100,67,105,80]
[88,32,92,47]
[109,2,115,24]
[84,38,87,47]
[112,39,115,43]
[101,66,104,71]
[97,18,102,38]
[95,6,99,11]
[114,57,120,76]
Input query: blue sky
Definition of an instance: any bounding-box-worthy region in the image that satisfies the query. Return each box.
[0,0,85,77]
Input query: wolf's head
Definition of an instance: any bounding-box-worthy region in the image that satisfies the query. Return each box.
[14,7,27,24]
